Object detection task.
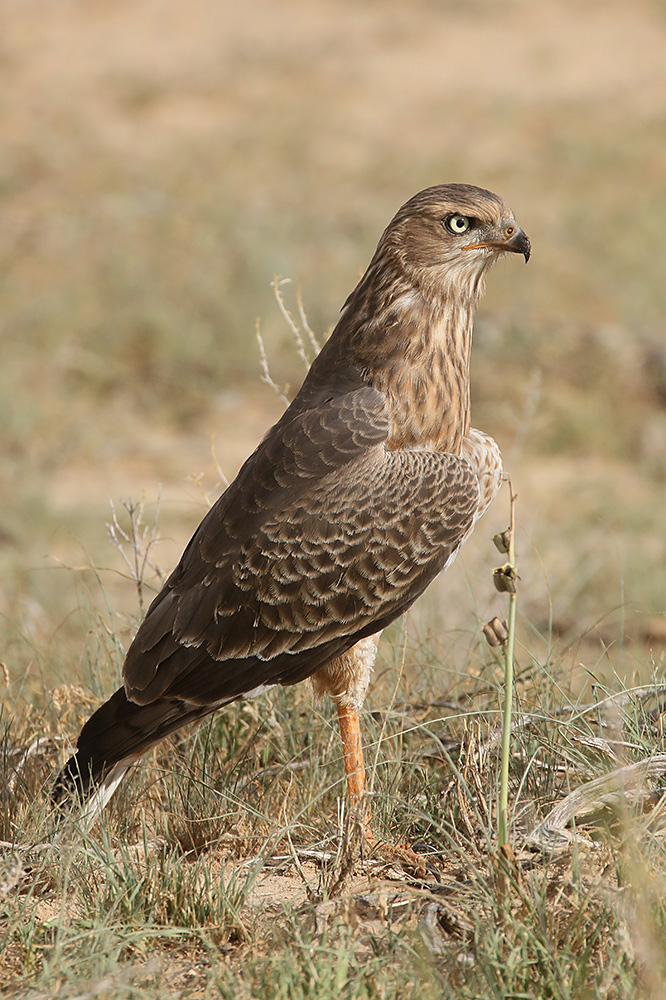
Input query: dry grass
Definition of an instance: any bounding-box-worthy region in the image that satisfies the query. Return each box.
[2,0,666,995]
[2,597,666,997]
[2,387,666,998]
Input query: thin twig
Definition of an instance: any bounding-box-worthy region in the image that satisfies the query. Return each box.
[498,484,517,848]
[106,493,164,618]
[255,320,289,407]
[284,824,318,903]
[209,434,230,490]
[272,276,311,371]
[297,288,321,356]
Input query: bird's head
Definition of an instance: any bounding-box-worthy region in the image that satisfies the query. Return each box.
[378,183,530,301]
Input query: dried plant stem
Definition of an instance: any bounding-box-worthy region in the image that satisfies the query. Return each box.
[498,486,517,849]
[255,320,289,407]
[272,276,312,371]
[107,492,164,619]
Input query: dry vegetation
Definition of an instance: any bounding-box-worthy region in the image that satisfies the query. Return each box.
[2,0,666,996]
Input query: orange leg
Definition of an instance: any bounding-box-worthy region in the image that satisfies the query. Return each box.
[336,703,371,829]
[336,702,429,876]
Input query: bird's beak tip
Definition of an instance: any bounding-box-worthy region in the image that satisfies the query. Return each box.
[507,229,531,263]
[462,228,531,262]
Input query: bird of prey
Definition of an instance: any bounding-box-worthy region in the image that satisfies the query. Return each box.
[54,184,530,838]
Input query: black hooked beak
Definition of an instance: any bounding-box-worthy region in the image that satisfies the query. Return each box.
[504,227,531,263]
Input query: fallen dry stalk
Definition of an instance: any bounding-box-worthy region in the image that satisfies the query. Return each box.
[525,754,666,850]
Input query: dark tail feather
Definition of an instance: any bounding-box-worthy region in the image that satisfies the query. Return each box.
[52,686,211,803]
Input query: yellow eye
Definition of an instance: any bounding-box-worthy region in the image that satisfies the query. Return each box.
[445,214,471,235]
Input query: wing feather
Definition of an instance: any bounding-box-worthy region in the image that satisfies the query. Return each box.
[122,384,479,706]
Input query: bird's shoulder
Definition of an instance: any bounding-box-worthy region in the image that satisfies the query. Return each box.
[169,376,390,580]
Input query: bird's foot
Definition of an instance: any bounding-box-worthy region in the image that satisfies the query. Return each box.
[371,839,430,878]
[340,798,436,879]
[361,826,436,880]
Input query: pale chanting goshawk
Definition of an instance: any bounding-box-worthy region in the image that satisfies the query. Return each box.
[54,184,530,841]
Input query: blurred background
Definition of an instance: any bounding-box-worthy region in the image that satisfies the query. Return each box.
[2,0,666,706]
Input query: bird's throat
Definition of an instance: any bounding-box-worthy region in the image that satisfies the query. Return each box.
[372,295,474,455]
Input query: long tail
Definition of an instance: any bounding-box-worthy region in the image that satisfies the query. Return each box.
[52,686,211,805]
